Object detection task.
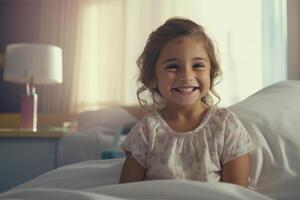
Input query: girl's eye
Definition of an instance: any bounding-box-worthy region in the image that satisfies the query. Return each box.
[193,63,205,69]
[165,64,178,71]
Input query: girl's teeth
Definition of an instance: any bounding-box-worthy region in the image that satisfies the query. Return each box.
[177,88,193,92]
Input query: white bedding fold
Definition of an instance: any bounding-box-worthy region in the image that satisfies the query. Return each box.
[0,181,273,200]
[86,180,273,200]
[3,159,299,200]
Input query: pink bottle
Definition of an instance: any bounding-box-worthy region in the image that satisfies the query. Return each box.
[20,83,37,131]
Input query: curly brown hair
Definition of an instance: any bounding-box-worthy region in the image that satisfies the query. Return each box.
[136,17,222,111]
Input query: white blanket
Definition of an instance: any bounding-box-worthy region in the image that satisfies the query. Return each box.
[0,159,277,200]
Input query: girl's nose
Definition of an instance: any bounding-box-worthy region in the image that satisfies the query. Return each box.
[179,67,194,81]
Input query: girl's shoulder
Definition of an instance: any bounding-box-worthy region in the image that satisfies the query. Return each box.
[128,111,161,132]
[136,111,160,124]
[207,106,241,125]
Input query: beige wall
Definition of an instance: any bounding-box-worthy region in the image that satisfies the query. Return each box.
[0,0,40,51]
[287,0,300,80]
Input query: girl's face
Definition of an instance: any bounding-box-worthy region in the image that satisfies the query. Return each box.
[150,36,211,108]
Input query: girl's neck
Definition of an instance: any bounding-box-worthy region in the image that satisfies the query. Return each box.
[160,101,209,122]
[159,102,210,133]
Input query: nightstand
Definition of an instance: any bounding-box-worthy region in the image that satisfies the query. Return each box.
[0,129,64,192]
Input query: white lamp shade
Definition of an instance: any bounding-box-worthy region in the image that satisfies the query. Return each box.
[4,43,63,84]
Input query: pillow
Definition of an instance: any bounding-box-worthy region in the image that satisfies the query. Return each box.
[78,107,138,134]
[228,80,300,189]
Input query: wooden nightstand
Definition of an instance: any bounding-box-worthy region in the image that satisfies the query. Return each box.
[0,129,64,192]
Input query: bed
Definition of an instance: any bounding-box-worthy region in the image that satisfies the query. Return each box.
[0,80,299,200]
[0,106,139,192]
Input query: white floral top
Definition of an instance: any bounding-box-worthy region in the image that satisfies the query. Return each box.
[121,106,255,182]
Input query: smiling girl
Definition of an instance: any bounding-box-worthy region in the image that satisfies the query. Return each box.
[119,17,254,187]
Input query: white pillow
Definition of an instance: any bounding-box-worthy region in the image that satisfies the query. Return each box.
[228,80,300,189]
[78,107,138,134]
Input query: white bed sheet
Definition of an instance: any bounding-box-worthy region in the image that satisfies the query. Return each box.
[229,80,300,190]
[1,158,300,200]
[0,159,278,200]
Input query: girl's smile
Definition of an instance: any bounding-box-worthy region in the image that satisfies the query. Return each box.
[172,86,199,93]
[171,84,200,103]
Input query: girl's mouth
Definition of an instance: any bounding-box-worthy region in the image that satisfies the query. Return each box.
[172,86,199,93]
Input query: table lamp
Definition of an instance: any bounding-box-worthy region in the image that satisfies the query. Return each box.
[3,43,63,131]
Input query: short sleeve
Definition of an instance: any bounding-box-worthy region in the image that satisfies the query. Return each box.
[221,110,255,165]
[120,121,149,168]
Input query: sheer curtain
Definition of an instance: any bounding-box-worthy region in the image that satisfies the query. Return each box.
[261,0,287,86]
[38,0,287,112]
[38,0,82,112]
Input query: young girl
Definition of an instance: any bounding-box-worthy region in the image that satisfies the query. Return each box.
[119,17,254,187]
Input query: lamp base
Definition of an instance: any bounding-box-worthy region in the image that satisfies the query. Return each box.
[20,94,38,131]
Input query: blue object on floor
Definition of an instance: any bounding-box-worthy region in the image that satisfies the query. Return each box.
[101,150,125,159]
[100,128,126,159]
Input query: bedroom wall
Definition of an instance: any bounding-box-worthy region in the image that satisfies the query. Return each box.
[0,0,41,112]
[287,0,300,80]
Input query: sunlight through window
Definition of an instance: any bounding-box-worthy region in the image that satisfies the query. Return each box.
[74,0,284,110]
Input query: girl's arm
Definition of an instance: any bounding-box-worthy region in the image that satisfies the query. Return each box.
[221,153,250,187]
[119,152,145,183]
